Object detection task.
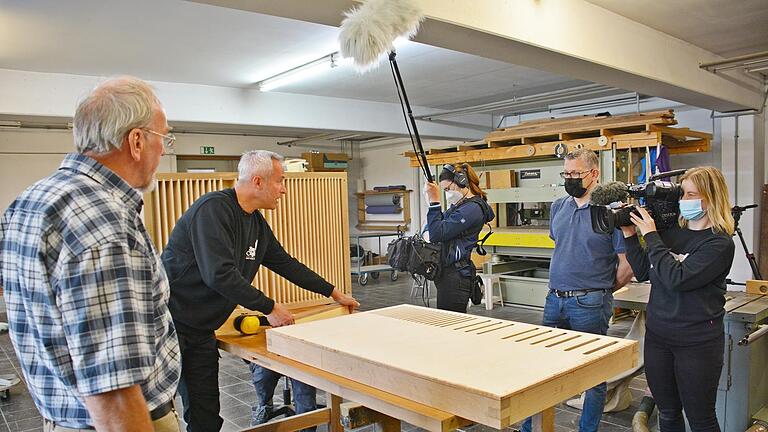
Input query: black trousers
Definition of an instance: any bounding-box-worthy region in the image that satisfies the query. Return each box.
[176,324,223,432]
[644,329,724,432]
[434,266,472,313]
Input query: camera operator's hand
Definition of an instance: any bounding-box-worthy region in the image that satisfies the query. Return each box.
[620,225,637,238]
[629,207,657,236]
[425,182,440,203]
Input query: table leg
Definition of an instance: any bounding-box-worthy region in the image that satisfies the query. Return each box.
[328,392,343,432]
[531,407,555,432]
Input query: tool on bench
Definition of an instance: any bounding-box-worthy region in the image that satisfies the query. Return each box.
[233,314,271,335]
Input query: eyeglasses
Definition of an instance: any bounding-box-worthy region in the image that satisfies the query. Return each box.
[143,129,176,151]
[559,170,593,179]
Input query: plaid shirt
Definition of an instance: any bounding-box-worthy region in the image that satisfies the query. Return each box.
[0,153,180,428]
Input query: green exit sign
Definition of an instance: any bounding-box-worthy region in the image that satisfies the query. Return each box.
[200,146,215,155]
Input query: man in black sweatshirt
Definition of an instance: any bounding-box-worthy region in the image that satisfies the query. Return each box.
[162,150,359,432]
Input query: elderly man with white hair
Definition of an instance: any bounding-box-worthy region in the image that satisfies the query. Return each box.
[0,76,181,431]
[161,150,359,432]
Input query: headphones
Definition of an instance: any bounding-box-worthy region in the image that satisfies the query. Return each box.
[442,163,469,188]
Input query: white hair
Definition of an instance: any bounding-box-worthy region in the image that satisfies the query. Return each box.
[73,76,160,155]
[237,150,285,183]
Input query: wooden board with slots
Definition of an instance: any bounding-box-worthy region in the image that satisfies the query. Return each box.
[267,304,639,429]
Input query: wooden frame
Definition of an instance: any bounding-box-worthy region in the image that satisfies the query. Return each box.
[143,172,352,306]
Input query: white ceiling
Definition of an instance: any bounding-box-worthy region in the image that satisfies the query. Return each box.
[586,0,768,58]
[0,0,581,110]
[1,0,764,119]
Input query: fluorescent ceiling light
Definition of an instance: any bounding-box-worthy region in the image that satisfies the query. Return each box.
[258,52,348,92]
[0,120,21,129]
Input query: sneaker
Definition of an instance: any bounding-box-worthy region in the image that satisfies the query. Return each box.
[251,405,273,426]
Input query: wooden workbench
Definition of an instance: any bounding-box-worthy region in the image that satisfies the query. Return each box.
[216,305,472,432]
[219,304,637,431]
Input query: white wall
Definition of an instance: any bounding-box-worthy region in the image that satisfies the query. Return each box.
[353,142,423,254]
[0,128,345,211]
[721,113,766,285]
[0,129,168,210]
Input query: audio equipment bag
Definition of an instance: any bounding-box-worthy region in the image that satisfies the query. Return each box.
[387,234,441,280]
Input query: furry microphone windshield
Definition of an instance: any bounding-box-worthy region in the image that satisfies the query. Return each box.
[590,181,630,207]
[338,0,424,71]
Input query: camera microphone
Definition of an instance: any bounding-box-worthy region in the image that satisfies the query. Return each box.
[590,182,629,207]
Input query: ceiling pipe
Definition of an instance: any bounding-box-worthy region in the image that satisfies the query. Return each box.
[415,84,617,120]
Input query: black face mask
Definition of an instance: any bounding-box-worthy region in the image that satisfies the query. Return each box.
[564,178,588,198]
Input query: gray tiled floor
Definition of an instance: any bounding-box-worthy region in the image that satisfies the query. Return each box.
[0,277,649,432]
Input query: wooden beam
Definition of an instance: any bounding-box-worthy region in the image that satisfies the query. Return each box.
[241,408,331,432]
[341,402,402,431]
[486,112,676,144]
[746,280,768,296]
[648,124,713,140]
[328,393,343,432]
[457,142,488,152]
[531,407,555,432]
[666,140,710,155]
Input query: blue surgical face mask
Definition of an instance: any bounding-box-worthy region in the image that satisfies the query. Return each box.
[679,199,705,221]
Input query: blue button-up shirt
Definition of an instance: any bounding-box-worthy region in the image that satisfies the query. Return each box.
[0,153,180,428]
[548,196,625,291]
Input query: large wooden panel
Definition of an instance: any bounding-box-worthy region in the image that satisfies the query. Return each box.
[267,305,638,428]
[143,172,351,305]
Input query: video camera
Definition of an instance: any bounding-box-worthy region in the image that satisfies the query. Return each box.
[590,179,683,234]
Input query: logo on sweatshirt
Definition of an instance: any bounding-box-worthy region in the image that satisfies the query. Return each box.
[670,252,689,262]
[246,241,258,260]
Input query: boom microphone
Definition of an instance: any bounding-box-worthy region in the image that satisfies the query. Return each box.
[338,0,433,182]
[590,182,629,206]
[338,0,424,71]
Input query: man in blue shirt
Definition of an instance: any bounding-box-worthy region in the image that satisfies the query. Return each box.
[522,149,633,432]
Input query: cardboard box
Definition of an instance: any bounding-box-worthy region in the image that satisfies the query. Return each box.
[302,152,349,171]
[488,169,516,189]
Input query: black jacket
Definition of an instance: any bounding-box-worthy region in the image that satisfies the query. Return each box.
[624,225,734,344]
[427,196,495,276]
[162,188,334,331]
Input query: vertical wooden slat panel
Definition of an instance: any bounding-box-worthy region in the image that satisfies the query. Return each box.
[159,180,168,248]
[152,185,163,249]
[147,172,349,306]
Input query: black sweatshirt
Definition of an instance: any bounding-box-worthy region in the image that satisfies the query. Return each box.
[624,225,735,344]
[161,188,334,331]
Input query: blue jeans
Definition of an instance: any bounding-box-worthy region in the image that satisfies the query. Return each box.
[249,363,317,431]
[521,289,612,432]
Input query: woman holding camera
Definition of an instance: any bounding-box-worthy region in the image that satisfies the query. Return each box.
[424,163,495,312]
[621,166,734,432]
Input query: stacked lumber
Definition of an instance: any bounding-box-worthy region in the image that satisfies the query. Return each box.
[406,110,712,166]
